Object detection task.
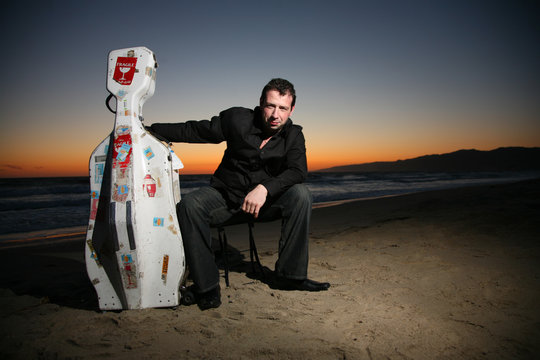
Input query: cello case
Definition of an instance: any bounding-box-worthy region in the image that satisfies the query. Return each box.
[85,47,186,310]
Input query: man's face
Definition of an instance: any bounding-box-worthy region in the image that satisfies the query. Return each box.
[260,89,295,134]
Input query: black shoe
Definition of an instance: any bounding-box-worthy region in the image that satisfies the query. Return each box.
[197,286,221,310]
[273,277,330,292]
[180,285,197,306]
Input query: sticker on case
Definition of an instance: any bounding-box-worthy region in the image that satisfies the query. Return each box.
[90,198,99,220]
[116,126,131,136]
[121,253,137,289]
[94,163,104,184]
[113,183,129,202]
[116,143,131,162]
[113,133,132,170]
[144,146,155,160]
[161,254,169,282]
[143,174,157,197]
[113,57,138,85]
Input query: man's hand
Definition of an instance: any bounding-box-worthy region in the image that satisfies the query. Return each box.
[242,184,268,218]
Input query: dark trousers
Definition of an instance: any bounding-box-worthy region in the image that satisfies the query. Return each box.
[177,184,312,293]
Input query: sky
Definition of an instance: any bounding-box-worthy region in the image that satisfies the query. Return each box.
[1,0,539,177]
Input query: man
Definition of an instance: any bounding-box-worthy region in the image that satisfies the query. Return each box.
[149,78,330,310]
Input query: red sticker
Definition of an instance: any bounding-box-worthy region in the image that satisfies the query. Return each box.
[143,174,157,197]
[90,198,99,220]
[113,57,138,85]
[112,134,132,169]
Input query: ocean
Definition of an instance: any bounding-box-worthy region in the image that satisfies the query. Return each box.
[1,171,539,239]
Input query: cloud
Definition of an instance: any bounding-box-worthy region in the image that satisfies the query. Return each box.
[0,164,23,171]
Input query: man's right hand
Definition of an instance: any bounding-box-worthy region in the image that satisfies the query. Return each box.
[241,184,268,218]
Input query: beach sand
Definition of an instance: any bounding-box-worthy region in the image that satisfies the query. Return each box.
[1,179,539,359]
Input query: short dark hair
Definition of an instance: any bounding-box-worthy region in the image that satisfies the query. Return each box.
[260,78,296,107]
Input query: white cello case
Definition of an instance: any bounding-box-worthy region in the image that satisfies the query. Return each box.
[85,47,186,310]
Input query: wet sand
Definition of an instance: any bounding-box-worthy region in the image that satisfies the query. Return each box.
[1,179,539,359]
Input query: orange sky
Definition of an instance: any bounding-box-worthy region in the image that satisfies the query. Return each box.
[2,133,539,178]
[1,104,539,178]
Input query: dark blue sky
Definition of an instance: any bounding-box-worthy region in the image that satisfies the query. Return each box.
[1,0,539,176]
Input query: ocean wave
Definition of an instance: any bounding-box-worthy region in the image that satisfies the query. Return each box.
[0,206,89,235]
[0,196,89,212]
[0,177,89,199]
[1,171,538,236]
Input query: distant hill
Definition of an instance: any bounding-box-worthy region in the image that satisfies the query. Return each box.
[317,147,540,173]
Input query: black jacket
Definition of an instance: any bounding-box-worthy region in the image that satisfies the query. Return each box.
[150,106,307,207]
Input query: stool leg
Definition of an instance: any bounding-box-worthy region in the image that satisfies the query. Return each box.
[248,222,266,280]
[218,227,230,287]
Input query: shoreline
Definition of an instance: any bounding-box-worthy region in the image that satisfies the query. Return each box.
[2,177,538,249]
[0,193,408,249]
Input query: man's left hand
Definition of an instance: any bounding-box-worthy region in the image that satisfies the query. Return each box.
[242,184,268,218]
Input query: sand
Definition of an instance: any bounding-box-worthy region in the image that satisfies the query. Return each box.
[1,179,539,359]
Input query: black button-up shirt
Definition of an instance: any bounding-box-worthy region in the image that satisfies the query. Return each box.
[150,106,307,207]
